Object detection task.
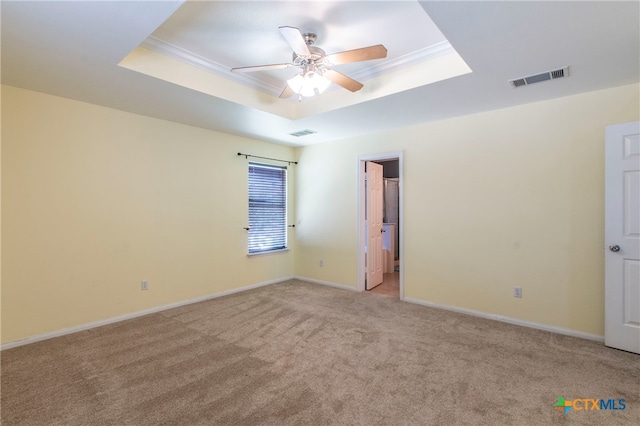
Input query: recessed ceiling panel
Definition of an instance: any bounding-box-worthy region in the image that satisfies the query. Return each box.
[122,0,471,118]
[149,0,448,88]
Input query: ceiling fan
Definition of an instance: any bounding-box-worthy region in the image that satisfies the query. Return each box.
[231,26,387,100]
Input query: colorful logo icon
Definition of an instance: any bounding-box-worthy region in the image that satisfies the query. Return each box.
[554,396,572,414]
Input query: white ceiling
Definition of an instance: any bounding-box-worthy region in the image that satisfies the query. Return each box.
[2,1,639,147]
[121,1,471,122]
[144,1,452,95]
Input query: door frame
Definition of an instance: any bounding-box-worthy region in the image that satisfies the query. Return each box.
[357,151,404,299]
[604,120,640,353]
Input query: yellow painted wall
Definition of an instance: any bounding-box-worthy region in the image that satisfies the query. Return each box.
[1,86,296,344]
[294,83,640,336]
[3,83,638,344]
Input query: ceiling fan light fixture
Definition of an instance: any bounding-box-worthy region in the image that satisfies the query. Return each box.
[287,71,331,97]
[234,26,387,99]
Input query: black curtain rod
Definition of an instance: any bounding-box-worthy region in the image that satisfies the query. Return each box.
[237,152,298,165]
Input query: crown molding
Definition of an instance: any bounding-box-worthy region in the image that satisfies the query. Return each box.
[141,36,284,96]
[348,41,454,81]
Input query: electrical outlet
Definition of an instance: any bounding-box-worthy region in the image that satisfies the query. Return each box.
[141,280,149,291]
[513,286,522,298]
[319,259,324,267]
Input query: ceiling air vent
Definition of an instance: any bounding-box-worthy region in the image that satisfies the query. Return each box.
[289,129,317,137]
[509,66,569,88]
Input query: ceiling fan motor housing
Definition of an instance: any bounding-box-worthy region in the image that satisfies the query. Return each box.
[292,46,327,66]
[302,33,317,45]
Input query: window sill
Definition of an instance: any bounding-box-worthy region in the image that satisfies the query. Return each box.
[247,248,289,257]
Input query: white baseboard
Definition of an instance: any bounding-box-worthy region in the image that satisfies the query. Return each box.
[403,297,604,342]
[3,277,603,350]
[296,279,602,342]
[1,276,293,351]
[293,276,358,292]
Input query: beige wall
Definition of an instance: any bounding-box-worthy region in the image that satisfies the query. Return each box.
[294,83,639,336]
[1,86,296,344]
[3,83,638,345]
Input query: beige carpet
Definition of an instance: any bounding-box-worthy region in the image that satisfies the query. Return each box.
[1,279,638,425]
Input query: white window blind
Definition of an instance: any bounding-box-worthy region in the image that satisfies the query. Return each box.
[248,163,287,254]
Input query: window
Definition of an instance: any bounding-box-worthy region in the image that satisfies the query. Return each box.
[248,162,287,254]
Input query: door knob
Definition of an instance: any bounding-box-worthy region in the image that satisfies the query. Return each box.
[381,228,386,233]
[609,245,620,252]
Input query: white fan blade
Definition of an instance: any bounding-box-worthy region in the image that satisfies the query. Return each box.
[279,26,311,57]
[279,85,295,99]
[325,45,387,65]
[231,63,292,73]
[324,69,363,92]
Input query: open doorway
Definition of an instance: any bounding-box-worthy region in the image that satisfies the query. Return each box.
[357,152,403,299]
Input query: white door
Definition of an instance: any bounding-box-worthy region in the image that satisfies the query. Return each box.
[605,121,640,354]
[366,161,384,290]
